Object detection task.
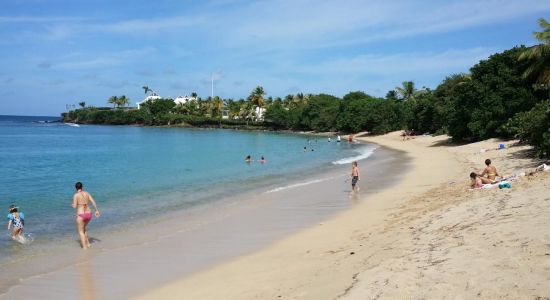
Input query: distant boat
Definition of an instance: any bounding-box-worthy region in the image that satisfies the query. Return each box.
[64,123,80,127]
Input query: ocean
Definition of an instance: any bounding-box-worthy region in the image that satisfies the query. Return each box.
[0,115,377,262]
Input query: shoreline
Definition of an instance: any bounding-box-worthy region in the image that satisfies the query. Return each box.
[0,142,407,299]
[136,132,550,299]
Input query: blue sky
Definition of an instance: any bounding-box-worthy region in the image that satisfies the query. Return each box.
[1,0,548,116]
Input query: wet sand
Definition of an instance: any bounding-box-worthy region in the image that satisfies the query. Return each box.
[1,145,408,299]
[136,132,550,299]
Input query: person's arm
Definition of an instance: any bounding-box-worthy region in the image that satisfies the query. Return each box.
[72,194,77,209]
[88,193,100,217]
[479,167,488,177]
[495,167,500,177]
[7,219,12,230]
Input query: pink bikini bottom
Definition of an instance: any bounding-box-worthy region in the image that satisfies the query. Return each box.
[78,212,92,222]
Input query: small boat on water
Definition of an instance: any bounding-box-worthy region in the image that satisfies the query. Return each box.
[64,123,80,127]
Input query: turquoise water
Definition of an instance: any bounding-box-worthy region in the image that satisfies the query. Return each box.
[0,115,374,258]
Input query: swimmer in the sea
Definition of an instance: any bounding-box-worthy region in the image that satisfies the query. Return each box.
[259,156,266,163]
[72,182,100,249]
[245,155,252,163]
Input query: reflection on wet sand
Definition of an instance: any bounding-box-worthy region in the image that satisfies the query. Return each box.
[77,253,96,300]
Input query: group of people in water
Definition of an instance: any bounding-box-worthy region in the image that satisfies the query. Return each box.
[470,159,501,188]
[245,155,266,164]
[8,182,100,249]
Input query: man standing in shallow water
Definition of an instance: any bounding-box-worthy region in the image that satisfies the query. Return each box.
[351,161,360,192]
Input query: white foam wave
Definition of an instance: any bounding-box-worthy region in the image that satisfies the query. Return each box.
[332,146,377,165]
[265,176,339,194]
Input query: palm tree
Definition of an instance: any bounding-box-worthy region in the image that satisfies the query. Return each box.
[78,101,86,108]
[395,81,416,101]
[248,86,266,108]
[142,86,151,95]
[212,96,224,117]
[519,18,550,90]
[191,92,198,98]
[117,95,130,108]
[108,96,118,108]
[283,94,293,108]
[292,93,308,107]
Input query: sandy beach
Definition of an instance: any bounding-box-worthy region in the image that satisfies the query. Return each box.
[137,132,550,300]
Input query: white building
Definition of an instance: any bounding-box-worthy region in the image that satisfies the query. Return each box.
[137,93,162,109]
[174,95,197,106]
[255,106,265,121]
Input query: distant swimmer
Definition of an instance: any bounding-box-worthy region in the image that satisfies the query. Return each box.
[259,156,266,164]
[7,204,25,241]
[328,137,331,142]
[303,146,307,152]
[72,182,100,250]
[350,161,360,192]
[245,155,252,163]
[348,135,353,144]
[337,135,341,143]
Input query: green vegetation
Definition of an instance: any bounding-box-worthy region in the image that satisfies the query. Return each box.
[63,19,550,157]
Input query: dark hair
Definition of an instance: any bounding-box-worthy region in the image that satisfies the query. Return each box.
[75,182,83,190]
[470,172,477,179]
[9,204,18,213]
[485,159,491,166]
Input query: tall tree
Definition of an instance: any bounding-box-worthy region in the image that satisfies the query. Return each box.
[142,86,151,94]
[78,101,86,108]
[108,96,118,108]
[248,86,265,108]
[117,95,130,107]
[519,18,550,90]
[212,96,224,117]
[395,81,416,101]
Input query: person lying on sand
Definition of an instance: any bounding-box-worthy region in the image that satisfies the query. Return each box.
[479,159,500,181]
[470,172,492,188]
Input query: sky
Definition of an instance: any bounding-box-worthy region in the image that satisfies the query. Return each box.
[0,0,548,116]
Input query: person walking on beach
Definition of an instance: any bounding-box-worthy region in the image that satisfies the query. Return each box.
[350,161,360,192]
[72,182,100,249]
[7,204,25,240]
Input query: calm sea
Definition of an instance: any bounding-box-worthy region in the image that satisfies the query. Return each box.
[0,115,375,260]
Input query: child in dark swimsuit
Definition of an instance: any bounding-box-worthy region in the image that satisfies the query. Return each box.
[7,204,25,240]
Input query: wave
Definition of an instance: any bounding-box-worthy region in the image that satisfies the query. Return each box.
[265,176,340,194]
[331,146,377,165]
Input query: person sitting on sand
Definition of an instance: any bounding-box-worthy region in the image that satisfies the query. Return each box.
[479,159,500,181]
[470,172,492,188]
[72,182,100,249]
[245,155,252,163]
[7,204,25,240]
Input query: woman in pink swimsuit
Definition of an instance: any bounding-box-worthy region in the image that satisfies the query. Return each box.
[72,182,100,249]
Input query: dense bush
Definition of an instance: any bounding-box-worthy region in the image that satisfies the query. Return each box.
[510,100,550,157]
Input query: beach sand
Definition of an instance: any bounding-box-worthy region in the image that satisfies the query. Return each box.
[136,132,550,299]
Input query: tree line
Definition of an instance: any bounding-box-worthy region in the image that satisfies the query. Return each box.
[63,19,550,157]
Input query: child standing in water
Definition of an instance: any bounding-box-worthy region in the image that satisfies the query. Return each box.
[7,204,25,240]
[351,161,360,192]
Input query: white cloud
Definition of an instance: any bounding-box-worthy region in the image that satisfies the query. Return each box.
[295,47,494,76]
[51,47,156,70]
